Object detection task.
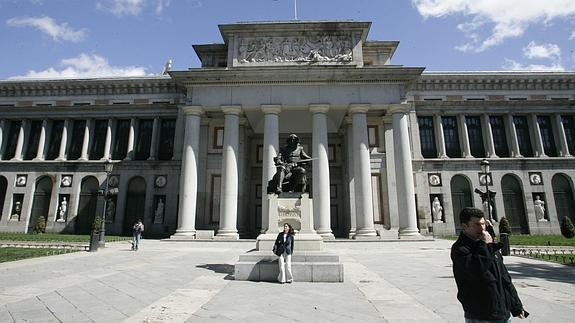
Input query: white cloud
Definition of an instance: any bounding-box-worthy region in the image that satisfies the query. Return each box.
[523,41,561,61]
[570,31,575,40]
[9,54,149,79]
[503,59,565,71]
[6,16,86,42]
[412,0,575,52]
[155,0,171,14]
[97,0,145,16]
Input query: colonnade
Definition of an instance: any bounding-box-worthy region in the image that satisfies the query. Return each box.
[0,117,164,161]
[174,104,420,239]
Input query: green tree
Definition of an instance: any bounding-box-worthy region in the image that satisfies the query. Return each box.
[91,216,102,233]
[560,217,575,239]
[34,216,46,233]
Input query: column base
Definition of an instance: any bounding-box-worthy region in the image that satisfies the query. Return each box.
[317,231,335,240]
[32,158,45,161]
[215,230,239,240]
[399,228,424,240]
[353,228,377,239]
[55,157,66,161]
[170,230,196,240]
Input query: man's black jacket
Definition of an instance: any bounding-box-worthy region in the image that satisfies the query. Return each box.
[451,232,524,320]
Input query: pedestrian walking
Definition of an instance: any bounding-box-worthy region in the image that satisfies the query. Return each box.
[132,219,144,251]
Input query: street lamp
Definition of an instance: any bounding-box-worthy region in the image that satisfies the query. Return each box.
[480,159,491,221]
[98,160,114,247]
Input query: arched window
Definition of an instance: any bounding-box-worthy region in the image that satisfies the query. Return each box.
[450,175,473,231]
[123,177,147,235]
[552,174,575,223]
[29,176,54,232]
[76,177,100,234]
[501,174,529,234]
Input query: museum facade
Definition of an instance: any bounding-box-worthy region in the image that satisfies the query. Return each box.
[0,21,574,238]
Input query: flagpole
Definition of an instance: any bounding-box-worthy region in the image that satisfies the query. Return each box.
[294,0,298,20]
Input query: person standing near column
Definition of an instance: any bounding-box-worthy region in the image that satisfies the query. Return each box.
[273,223,294,284]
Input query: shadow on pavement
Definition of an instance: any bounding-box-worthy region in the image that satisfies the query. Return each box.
[197,263,235,280]
[506,262,575,285]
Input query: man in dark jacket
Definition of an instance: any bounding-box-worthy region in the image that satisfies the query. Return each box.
[452,207,527,322]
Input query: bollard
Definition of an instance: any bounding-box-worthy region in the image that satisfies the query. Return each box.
[500,233,510,256]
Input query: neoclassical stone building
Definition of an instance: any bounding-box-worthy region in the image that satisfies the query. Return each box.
[0,21,573,238]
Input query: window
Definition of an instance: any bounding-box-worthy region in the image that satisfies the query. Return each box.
[417,116,436,158]
[158,119,176,160]
[89,120,108,160]
[2,120,21,160]
[112,101,130,105]
[367,125,379,148]
[23,120,43,160]
[508,97,527,101]
[562,116,575,155]
[45,120,64,160]
[466,116,485,158]
[73,102,91,106]
[423,98,443,101]
[135,119,153,160]
[465,98,485,101]
[538,116,557,157]
[513,116,533,157]
[442,116,461,158]
[112,119,130,160]
[68,120,86,160]
[490,116,510,157]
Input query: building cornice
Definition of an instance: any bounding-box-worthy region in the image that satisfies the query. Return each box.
[413,72,575,92]
[0,77,181,98]
[169,66,425,86]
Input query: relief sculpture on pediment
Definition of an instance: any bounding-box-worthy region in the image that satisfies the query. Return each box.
[238,34,353,64]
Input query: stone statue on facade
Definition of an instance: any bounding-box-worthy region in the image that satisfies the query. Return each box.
[534,195,547,222]
[474,188,497,222]
[161,59,172,75]
[11,201,21,221]
[267,134,311,195]
[57,197,67,222]
[154,198,165,223]
[432,197,443,223]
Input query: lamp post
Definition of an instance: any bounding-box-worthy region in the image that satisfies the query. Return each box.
[480,159,491,222]
[99,160,114,247]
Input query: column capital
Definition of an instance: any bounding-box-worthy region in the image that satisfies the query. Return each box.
[386,103,411,115]
[349,104,370,114]
[181,105,204,116]
[221,105,242,115]
[309,104,330,114]
[261,104,282,115]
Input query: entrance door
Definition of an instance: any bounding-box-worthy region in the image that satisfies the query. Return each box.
[76,177,99,234]
[552,174,575,223]
[29,176,53,232]
[502,174,529,234]
[450,175,473,231]
[0,176,7,220]
[123,177,146,235]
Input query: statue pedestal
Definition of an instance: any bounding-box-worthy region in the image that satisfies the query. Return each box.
[235,193,343,282]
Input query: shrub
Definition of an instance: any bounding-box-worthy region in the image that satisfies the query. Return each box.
[499,217,511,235]
[91,216,102,233]
[560,217,575,239]
[34,216,46,234]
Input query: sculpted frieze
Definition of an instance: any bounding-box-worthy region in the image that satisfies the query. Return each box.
[237,34,353,64]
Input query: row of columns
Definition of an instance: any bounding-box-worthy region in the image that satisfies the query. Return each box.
[432,113,573,158]
[0,117,163,161]
[174,103,420,239]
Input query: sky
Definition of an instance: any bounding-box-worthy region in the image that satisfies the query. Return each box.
[0,0,574,80]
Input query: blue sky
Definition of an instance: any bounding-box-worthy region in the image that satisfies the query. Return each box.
[0,0,574,80]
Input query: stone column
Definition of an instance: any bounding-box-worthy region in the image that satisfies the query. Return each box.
[505,114,521,157]
[554,115,571,157]
[125,118,136,160]
[350,104,376,238]
[148,117,160,160]
[310,104,334,239]
[12,119,27,161]
[482,114,497,158]
[33,119,48,161]
[0,119,5,159]
[79,119,92,161]
[434,115,447,158]
[530,114,546,157]
[390,104,421,238]
[173,106,203,237]
[217,105,241,239]
[261,105,281,233]
[57,119,70,161]
[345,118,356,238]
[458,115,472,158]
[102,119,113,160]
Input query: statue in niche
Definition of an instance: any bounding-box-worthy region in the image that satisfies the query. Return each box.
[11,201,22,220]
[154,198,165,223]
[106,199,116,221]
[267,134,312,195]
[57,197,67,222]
[474,188,497,222]
[534,195,547,222]
[432,197,443,223]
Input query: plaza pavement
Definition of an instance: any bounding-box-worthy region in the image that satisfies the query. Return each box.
[0,238,574,322]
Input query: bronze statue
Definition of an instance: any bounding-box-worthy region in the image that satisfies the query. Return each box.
[267,134,311,195]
